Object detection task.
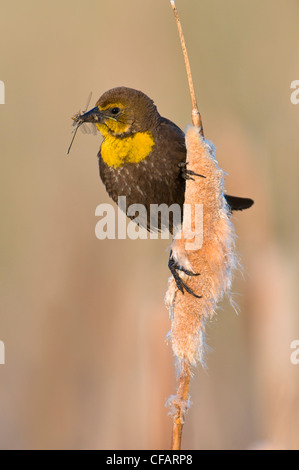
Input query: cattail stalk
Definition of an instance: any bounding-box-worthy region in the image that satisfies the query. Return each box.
[170,361,191,450]
[166,1,237,450]
[170,0,203,133]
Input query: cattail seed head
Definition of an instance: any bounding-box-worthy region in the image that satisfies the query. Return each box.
[165,126,237,368]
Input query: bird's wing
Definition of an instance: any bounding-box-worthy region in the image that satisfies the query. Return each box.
[225,195,254,211]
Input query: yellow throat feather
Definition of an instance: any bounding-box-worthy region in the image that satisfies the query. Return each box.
[96,122,155,169]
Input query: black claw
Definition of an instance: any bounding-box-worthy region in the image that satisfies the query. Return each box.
[183,173,195,181]
[180,281,202,299]
[176,265,200,277]
[179,162,206,181]
[185,169,206,179]
[181,269,200,277]
[168,251,202,299]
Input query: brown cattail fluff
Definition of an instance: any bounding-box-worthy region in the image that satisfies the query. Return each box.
[165,126,237,371]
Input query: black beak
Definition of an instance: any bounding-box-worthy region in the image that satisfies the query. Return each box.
[79,106,103,123]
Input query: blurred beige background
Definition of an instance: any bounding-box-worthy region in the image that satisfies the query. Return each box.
[0,0,299,450]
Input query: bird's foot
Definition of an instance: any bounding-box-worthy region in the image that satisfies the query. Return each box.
[168,251,202,299]
[178,162,206,181]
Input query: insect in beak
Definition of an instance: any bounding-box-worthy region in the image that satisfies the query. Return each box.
[67,93,100,155]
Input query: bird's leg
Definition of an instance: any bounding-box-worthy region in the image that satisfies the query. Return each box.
[168,251,202,299]
[178,162,206,181]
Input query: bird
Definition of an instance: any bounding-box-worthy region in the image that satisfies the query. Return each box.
[73,86,254,296]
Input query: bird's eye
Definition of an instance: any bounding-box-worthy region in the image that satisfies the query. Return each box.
[111,107,120,115]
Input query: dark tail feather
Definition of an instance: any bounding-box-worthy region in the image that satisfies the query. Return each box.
[225,195,254,211]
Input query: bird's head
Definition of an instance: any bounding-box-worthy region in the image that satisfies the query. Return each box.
[79,87,160,137]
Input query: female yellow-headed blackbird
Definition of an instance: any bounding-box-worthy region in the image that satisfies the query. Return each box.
[75,87,253,296]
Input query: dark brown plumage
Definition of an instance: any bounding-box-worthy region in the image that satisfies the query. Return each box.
[80,87,254,232]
